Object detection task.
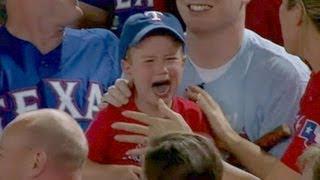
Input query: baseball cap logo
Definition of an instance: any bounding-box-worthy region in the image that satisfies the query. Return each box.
[144,11,163,21]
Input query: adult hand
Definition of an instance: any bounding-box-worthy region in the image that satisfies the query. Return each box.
[111,99,193,155]
[100,78,133,108]
[186,85,240,148]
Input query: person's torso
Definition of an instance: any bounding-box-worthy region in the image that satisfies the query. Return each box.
[0,27,121,130]
[281,72,320,172]
[178,29,310,156]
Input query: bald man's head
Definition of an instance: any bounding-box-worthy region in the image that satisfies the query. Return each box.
[0,109,88,180]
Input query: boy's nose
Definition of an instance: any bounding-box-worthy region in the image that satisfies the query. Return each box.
[154,61,169,74]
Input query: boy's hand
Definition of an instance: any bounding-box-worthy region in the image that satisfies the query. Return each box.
[100,78,133,108]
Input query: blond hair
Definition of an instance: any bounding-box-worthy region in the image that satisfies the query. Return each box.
[144,133,223,180]
[288,0,320,31]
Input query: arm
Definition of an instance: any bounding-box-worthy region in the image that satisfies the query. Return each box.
[111,100,260,180]
[82,159,141,180]
[74,2,111,28]
[222,161,260,180]
[187,86,301,179]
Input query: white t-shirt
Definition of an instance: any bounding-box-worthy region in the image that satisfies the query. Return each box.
[189,55,236,83]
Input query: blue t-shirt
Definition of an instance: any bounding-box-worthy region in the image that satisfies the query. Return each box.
[178,29,311,157]
[80,0,154,36]
[0,27,121,130]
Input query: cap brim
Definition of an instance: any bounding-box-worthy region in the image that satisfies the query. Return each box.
[129,25,185,47]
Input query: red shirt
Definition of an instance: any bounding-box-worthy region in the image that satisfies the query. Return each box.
[281,72,320,172]
[246,0,283,45]
[86,96,213,165]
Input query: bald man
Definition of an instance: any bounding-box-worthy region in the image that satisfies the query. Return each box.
[0,109,88,180]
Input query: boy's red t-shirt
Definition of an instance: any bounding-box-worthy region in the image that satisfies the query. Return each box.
[86,96,213,165]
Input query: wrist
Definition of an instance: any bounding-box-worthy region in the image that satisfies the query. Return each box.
[225,131,242,151]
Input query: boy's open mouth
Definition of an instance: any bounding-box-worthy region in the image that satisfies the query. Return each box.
[151,80,171,98]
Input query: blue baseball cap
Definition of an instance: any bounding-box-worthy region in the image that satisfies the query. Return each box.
[119,11,185,60]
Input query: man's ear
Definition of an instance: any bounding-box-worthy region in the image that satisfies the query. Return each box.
[295,2,305,27]
[29,151,47,178]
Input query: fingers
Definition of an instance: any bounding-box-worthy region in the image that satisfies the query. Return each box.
[122,111,154,125]
[158,99,181,120]
[98,102,108,110]
[115,79,132,98]
[188,85,219,109]
[196,94,213,117]
[107,86,129,105]
[111,122,149,135]
[102,92,123,107]
[185,87,199,102]
[114,134,148,145]
[126,148,147,157]
[129,166,143,180]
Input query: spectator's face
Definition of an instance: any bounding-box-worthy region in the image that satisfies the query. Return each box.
[0,131,31,180]
[279,0,300,55]
[124,35,184,108]
[176,0,249,33]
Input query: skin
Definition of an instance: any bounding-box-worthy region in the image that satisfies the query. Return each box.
[5,0,83,54]
[83,35,185,180]
[176,0,250,69]
[0,109,87,180]
[104,0,320,179]
[123,35,184,116]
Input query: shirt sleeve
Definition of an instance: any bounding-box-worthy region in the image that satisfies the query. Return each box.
[259,62,309,157]
[86,108,112,163]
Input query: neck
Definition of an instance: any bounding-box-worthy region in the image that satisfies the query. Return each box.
[5,11,64,54]
[186,13,245,69]
[301,26,320,73]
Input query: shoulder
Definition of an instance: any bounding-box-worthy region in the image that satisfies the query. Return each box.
[242,29,310,83]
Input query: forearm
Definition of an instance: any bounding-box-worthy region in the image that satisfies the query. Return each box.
[222,161,260,180]
[76,2,109,28]
[224,133,280,179]
[82,160,116,180]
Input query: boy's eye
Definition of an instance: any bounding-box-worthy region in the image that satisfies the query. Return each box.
[166,57,178,61]
[144,59,154,63]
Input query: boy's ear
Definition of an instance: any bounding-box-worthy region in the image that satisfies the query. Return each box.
[122,59,132,77]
